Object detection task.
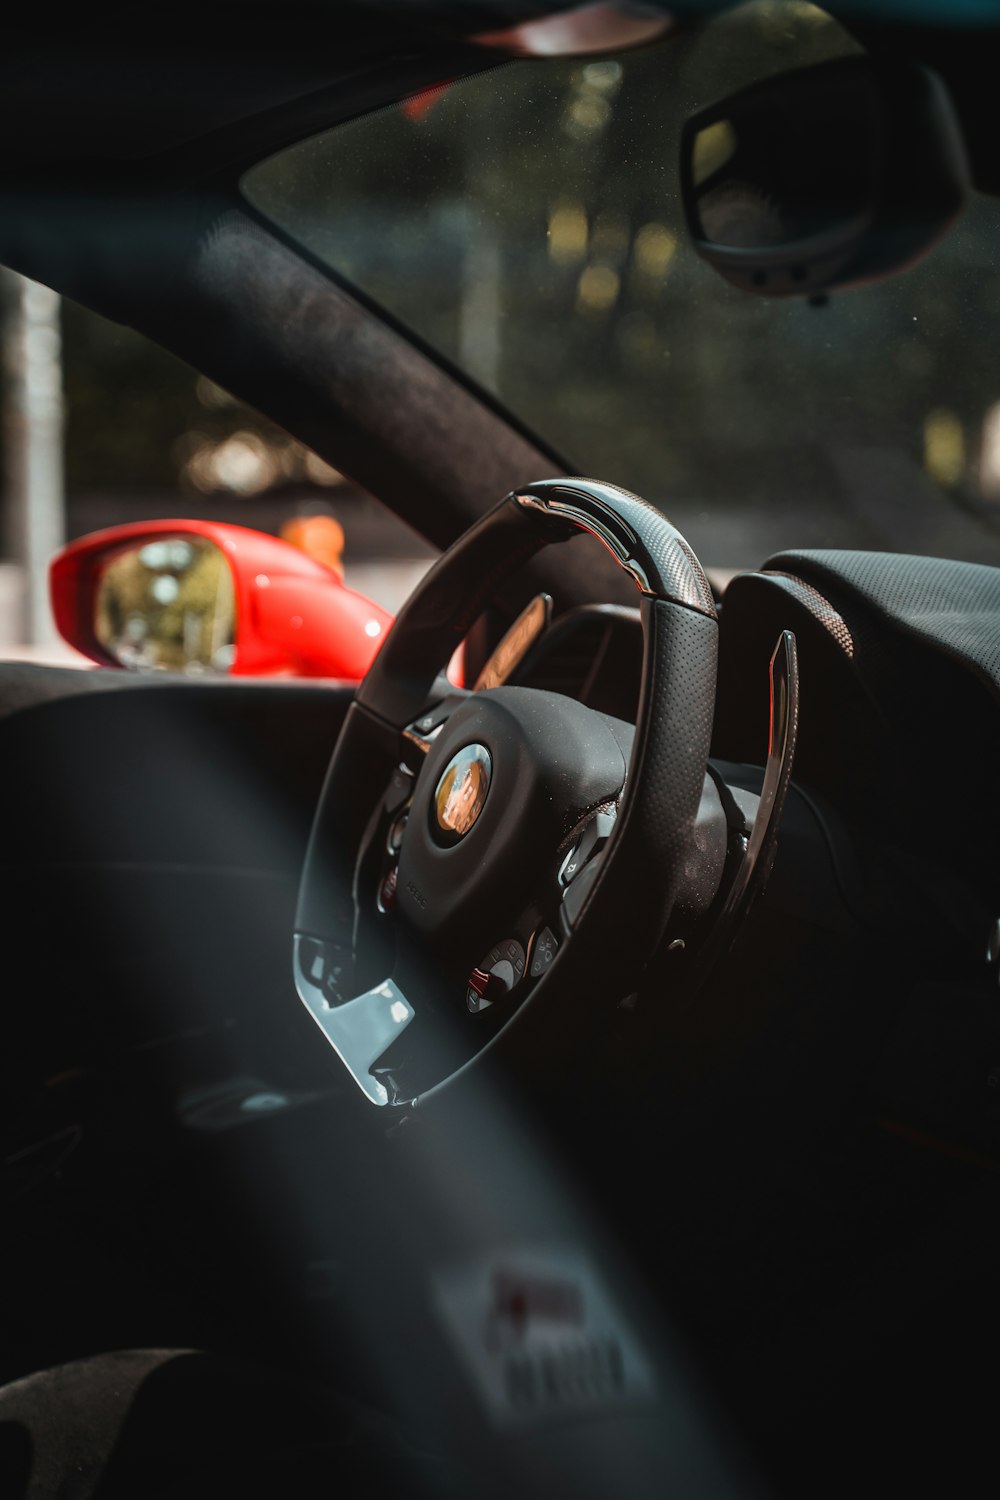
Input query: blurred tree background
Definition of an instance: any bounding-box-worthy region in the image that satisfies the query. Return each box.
[247,0,1000,566]
[57,299,405,536]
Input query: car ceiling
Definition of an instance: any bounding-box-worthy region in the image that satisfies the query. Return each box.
[3,2,1000,186]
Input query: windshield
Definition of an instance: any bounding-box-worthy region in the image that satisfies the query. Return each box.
[243,1,1000,568]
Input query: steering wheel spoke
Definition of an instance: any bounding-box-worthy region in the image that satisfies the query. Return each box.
[293,939,415,1106]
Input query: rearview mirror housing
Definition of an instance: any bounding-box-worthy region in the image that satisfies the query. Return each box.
[50,519,393,680]
[680,55,969,298]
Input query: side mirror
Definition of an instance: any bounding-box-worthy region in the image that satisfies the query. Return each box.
[50,520,394,680]
[680,56,968,298]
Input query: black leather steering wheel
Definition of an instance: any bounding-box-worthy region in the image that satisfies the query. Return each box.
[293,478,724,1106]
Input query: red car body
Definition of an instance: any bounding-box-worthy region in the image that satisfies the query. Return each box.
[50,518,395,680]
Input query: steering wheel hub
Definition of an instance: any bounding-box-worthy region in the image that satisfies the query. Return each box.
[398,687,629,957]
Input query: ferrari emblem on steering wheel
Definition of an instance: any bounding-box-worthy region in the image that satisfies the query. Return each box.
[434,744,492,843]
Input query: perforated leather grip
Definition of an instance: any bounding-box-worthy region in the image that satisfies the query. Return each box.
[567,595,719,972]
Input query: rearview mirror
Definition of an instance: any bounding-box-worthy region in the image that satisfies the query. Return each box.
[680,56,968,298]
[50,520,394,680]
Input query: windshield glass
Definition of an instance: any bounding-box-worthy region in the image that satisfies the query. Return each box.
[243,1,1000,567]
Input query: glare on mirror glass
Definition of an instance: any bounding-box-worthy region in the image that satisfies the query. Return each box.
[94,536,236,673]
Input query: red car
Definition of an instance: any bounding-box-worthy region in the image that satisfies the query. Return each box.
[50,518,394,679]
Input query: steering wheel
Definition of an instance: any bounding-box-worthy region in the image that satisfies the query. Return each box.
[293,478,724,1107]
